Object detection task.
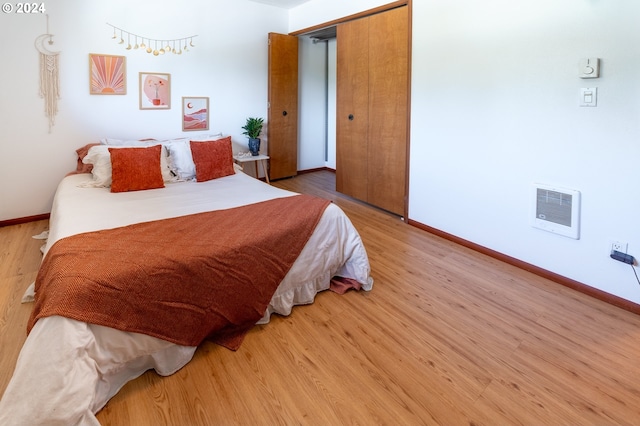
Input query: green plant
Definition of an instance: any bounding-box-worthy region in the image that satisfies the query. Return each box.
[241,117,264,139]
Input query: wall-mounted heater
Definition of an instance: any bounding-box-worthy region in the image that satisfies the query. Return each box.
[531,183,581,239]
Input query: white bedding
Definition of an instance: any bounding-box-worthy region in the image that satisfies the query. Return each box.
[0,171,372,426]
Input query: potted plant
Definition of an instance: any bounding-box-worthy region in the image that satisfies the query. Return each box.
[242,117,264,156]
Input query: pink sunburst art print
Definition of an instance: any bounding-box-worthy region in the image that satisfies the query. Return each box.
[89,54,126,95]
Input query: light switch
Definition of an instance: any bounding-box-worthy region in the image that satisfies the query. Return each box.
[579,58,600,79]
[580,87,597,107]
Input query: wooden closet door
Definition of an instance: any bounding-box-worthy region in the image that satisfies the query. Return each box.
[336,7,409,217]
[368,7,408,216]
[268,33,299,180]
[336,18,369,201]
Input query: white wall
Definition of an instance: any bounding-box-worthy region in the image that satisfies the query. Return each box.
[327,39,337,170]
[298,36,327,170]
[291,0,640,304]
[0,0,288,220]
[298,37,337,170]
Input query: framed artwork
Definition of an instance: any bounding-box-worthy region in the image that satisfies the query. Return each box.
[139,72,171,109]
[182,97,209,131]
[89,54,126,95]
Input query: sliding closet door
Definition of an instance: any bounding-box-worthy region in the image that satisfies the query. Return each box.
[336,6,409,216]
[336,17,369,202]
[367,7,408,215]
[268,32,299,180]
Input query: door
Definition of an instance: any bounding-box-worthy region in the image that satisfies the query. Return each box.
[268,33,299,180]
[336,17,369,201]
[367,7,408,215]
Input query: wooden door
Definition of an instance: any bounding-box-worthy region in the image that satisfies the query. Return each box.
[367,7,408,216]
[336,17,370,202]
[268,33,299,180]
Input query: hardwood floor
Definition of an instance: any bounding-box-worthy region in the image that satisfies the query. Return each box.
[2,170,640,425]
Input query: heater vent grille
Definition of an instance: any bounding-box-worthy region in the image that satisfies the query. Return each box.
[532,184,580,239]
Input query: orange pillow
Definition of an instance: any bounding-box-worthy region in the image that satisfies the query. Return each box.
[189,136,235,182]
[109,145,165,193]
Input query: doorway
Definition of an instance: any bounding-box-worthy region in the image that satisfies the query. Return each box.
[297,31,337,171]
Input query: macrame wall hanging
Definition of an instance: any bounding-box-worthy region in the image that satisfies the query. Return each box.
[34,15,60,133]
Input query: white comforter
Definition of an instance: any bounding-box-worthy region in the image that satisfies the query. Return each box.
[0,171,372,426]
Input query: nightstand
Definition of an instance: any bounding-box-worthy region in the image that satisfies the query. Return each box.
[233,154,270,184]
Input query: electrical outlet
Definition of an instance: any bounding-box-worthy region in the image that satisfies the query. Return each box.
[611,241,628,253]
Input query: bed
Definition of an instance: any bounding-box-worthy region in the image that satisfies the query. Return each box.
[0,136,372,425]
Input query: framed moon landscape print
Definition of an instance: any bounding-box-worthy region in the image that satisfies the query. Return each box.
[139,72,171,109]
[182,97,209,131]
[89,54,126,95]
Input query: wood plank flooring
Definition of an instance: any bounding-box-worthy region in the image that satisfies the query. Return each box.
[2,170,640,425]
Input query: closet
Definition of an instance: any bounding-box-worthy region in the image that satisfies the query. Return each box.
[335,6,409,217]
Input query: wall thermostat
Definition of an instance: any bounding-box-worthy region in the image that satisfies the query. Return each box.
[532,183,581,239]
[579,58,599,79]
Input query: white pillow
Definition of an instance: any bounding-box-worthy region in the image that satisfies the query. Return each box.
[99,138,158,146]
[164,139,196,181]
[82,144,174,187]
[189,133,223,141]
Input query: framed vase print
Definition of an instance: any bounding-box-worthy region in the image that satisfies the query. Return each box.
[89,54,126,95]
[139,72,171,109]
[182,97,209,131]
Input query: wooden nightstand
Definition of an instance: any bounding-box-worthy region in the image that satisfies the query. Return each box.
[233,154,270,184]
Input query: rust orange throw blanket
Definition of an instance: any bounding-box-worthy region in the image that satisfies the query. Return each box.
[28,194,330,350]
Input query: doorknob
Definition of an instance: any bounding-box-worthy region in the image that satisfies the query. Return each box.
[282,111,288,116]
[348,114,354,121]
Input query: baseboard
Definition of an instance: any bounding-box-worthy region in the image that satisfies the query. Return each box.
[0,213,50,228]
[297,166,335,175]
[408,219,640,316]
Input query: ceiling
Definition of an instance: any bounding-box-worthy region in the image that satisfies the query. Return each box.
[247,0,312,9]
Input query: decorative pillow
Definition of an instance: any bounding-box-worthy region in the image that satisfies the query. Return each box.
[109,146,165,193]
[164,133,224,180]
[82,144,173,187]
[189,136,235,182]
